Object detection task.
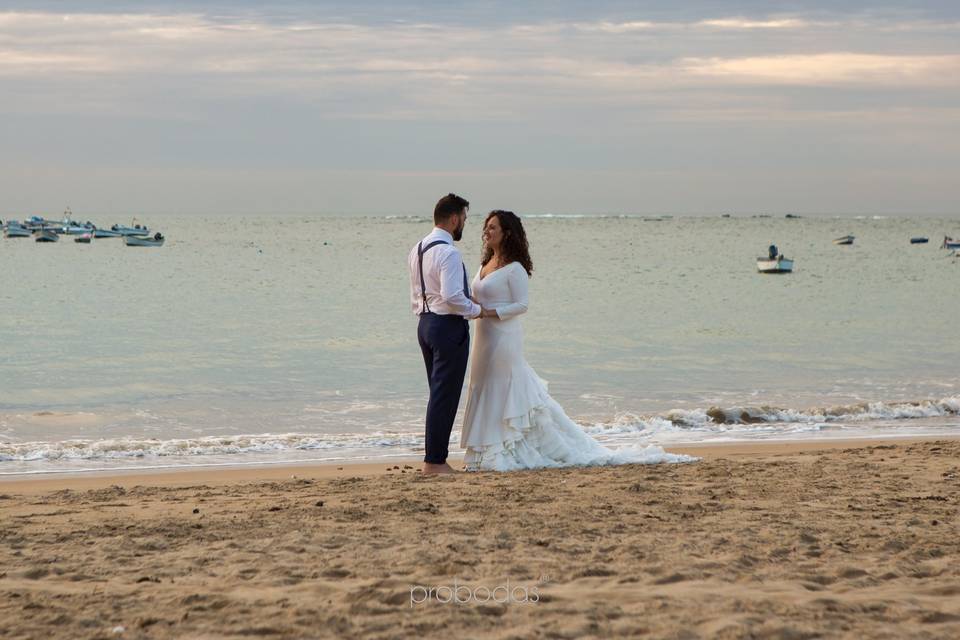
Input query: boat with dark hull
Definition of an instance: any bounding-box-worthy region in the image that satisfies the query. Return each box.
[34,229,59,242]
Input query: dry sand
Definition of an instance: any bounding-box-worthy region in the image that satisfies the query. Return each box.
[1,438,959,639]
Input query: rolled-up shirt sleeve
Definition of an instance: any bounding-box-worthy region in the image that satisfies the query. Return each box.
[496,265,529,320]
[439,250,481,319]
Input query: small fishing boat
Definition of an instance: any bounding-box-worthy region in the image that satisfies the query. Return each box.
[4,223,31,238]
[111,222,151,236]
[62,223,94,235]
[74,233,93,244]
[757,256,793,273]
[757,245,793,273]
[833,235,855,245]
[124,232,164,247]
[34,228,59,243]
[910,237,929,244]
[942,236,960,250]
[24,215,56,229]
[93,228,123,238]
[56,208,89,234]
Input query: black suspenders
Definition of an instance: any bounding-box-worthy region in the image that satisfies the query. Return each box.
[418,240,471,314]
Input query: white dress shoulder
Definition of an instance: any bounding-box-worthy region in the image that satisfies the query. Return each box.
[460,262,692,471]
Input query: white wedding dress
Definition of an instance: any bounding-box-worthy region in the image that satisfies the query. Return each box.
[460,261,693,471]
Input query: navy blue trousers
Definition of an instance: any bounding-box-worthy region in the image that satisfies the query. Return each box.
[417,313,470,464]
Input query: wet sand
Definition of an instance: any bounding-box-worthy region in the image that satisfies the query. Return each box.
[1,438,959,639]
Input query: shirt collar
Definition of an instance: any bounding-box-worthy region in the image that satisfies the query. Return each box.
[431,227,454,243]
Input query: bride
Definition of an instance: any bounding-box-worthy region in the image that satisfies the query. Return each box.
[460,210,692,471]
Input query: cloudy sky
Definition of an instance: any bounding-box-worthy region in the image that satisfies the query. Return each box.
[1,1,958,216]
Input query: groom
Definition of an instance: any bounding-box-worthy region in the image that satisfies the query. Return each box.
[408,193,482,475]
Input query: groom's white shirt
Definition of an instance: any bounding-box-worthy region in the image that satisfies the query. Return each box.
[408,228,481,318]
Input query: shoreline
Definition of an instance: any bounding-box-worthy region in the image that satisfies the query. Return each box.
[2,434,956,494]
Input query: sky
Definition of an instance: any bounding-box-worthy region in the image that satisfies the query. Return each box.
[0,1,958,216]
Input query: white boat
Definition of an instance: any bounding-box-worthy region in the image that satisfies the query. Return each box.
[942,236,960,250]
[833,235,855,245]
[4,223,31,238]
[93,228,123,238]
[757,245,793,273]
[74,233,93,244]
[56,207,92,234]
[61,224,94,235]
[757,256,793,273]
[124,232,164,247]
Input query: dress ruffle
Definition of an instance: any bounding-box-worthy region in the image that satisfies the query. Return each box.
[464,393,695,472]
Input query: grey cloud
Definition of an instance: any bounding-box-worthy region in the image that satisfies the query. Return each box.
[0,2,957,215]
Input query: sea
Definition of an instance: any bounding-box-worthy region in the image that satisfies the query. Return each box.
[1,213,958,475]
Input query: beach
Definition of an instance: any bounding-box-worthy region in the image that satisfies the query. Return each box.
[2,437,959,639]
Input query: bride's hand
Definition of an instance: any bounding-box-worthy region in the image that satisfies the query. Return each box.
[480,307,497,319]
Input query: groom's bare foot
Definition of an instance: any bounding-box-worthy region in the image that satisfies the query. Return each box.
[421,462,459,476]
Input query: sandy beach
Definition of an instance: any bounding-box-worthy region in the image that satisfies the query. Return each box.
[1,438,959,639]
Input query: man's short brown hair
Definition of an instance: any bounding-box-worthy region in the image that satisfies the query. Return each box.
[434,193,469,225]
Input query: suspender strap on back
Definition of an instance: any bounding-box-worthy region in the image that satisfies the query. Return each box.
[418,239,449,314]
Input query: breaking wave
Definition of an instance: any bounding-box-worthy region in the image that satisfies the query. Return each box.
[0,397,956,466]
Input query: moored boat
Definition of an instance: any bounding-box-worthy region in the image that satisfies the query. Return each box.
[942,236,960,250]
[833,235,855,245]
[61,224,95,235]
[757,257,793,273]
[74,233,93,244]
[124,232,164,247]
[757,244,793,273]
[24,215,57,230]
[910,237,929,244]
[111,222,151,236]
[4,222,31,238]
[93,228,123,238]
[34,228,59,242]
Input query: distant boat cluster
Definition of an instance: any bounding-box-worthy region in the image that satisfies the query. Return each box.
[758,230,959,274]
[2,209,164,247]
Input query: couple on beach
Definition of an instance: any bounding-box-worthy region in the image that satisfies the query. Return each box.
[409,194,688,475]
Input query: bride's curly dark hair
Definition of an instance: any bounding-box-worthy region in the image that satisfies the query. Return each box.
[480,210,533,276]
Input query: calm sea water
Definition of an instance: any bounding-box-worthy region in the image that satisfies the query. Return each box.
[1,213,958,474]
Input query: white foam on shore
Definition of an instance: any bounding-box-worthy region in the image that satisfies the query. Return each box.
[0,396,956,468]
[584,396,960,437]
[0,432,420,463]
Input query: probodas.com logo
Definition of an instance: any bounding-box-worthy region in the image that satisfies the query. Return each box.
[410,579,541,607]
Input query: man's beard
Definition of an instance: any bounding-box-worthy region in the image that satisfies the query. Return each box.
[452,220,464,241]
